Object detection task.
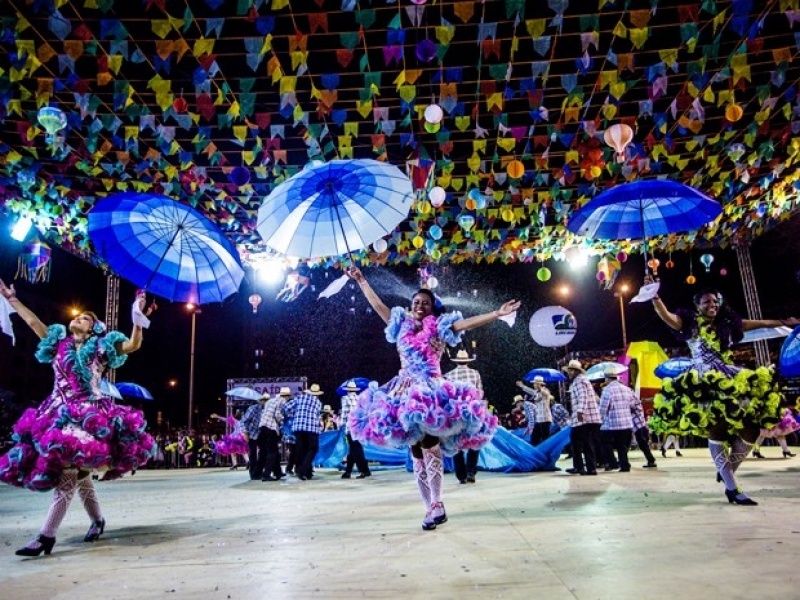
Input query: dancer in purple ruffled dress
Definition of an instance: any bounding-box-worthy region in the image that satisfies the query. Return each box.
[345,266,519,531]
[0,279,156,556]
[211,412,249,469]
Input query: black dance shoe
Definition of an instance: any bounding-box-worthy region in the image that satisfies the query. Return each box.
[356,472,370,479]
[783,451,796,458]
[675,451,683,457]
[752,450,765,459]
[725,488,758,505]
[84,519,106,542]
[15,535,56,557]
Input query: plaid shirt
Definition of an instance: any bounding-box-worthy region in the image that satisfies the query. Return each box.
[240,402,263,438]
[518,400,536,430]
[444,365,483,390]
[340,392,358,434]
[569,375,601,426]
[599,380,636,431]
[631,396,647,431]
[551,403,570,429]
[284,392,322,434]
[518,382,552,423]
[259,397,284,431]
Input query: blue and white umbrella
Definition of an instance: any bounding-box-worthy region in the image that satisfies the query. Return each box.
[780,327,800,377]
[88,192,244,304]
[225,386,263,401]
[99,379,122,400]
[115,382,154,401]
[335,377,372,396]
[256,159,414,259]
[568,180,722,273]
[585,361,629,381]
[522,368,567,383]
[653,357,694,379]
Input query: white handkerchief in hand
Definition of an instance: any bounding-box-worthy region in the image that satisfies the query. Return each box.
[0,295,17,345]
[132,299,151,329]
[318,274,349,299]
[630,282,660,303]
[497,310,517,327]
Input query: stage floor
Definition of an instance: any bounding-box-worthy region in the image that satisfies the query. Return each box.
[1,448,798,599]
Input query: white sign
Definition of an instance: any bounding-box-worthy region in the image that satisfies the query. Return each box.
[529,305,577,347]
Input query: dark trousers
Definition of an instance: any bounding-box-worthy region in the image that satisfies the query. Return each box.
[344,433,370,475]
[294,431,319,479]
[453,449,479,481]
[532,421,552,446]
[247,438,260,479]
[285,442,296,473]
[635,426,657,465]
[257,427,282,479]
[571,423,600,473]
[601,429,632,470]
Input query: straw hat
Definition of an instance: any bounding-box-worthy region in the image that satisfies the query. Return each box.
[322,404,333,413]
[279,387,292,397]
[451,349,475,363]
[532,375,545,384]
[603,366,621,378]
[308,383,324,396]
[513,395,524,403]
[561,359,586,374]
[343,380,360,392]
[259,393,270,401]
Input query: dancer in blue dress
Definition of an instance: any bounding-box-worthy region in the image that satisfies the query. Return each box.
[649,281,798,505]
[345,266,519,530]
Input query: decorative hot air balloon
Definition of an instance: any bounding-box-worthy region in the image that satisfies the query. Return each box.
[458,214,475,233]
[37,107,68,143]
[603,123,634,162]
[248,294,262,314]
[700,253,714,273]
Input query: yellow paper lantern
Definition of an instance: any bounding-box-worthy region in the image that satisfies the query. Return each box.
[725,104,743,122]
[686,274,696,285]
[412,235,424,249]
[501,208,515,222]
[506,160,525,179]
[417,200,432,215]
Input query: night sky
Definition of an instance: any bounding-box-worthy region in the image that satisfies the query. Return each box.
[1,211,799,431]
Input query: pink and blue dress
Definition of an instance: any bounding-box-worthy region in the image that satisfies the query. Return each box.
[214,415,249,456]
[0,324,156,491]
[348,308,497,455]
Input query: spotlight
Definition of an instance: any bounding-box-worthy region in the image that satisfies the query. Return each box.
[11,217,32,241]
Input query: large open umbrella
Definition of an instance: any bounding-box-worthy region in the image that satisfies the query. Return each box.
[779,327,800,377]
[225,386,263,401]
[115,382,154,401]
[567,180,722,274]
[88,192,244,304]
[256,159,414,259]
[99,379,122,400]
[585,362,629,382]
[741,326,793,343]
[522,368,567,383]
[653,357,694,379]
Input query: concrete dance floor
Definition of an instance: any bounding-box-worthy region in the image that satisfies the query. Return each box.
[1,448,798,599]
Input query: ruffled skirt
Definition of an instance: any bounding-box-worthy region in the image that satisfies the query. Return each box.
[760,410,800,438]
[348,375,498,456]
[652,365,784,438]
[0,399,156,492]
[214,434,249,456]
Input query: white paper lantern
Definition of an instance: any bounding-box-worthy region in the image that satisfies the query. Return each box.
[373,238,388,253]
[424,104,444,124]
[429,186,446,207]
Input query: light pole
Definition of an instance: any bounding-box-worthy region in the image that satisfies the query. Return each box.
[186,304,201,431]
[614,283,629,348]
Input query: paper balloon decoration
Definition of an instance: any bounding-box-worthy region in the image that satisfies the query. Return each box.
[249,293,262,314]
[424,104,443,124]
[537,267,552,282]
[458,214,475,232]
[429,225,443,240]
[506,160,525,178]
[416,39,437,62]
[529,306,577,347]
[37,107,67,139]
[604,124,634,162]
[172,97,188,113]
[700,253,714,272]
[429,186,446,207]
[725,104,744,122]
[373,238,388,253]
[229,167,251,187]
[16,241,52,284]
[686,274,697,284]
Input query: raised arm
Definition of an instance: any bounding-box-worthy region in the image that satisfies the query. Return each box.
[346,266,391,324]
[646,276,682,331]
[118,295,146,355]
[452,299,521,333]
[0,279,48,339]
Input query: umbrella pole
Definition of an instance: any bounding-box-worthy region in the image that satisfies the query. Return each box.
[639,201,649,277]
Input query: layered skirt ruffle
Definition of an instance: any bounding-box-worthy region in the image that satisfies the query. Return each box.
[214,434,249,456]
[651,365,784,438]
[0,401,156,492]
[348,376,498,456]
[760,410,800,439]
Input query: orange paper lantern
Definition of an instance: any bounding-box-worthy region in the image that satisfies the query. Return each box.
[506,160,525,179]
[725,104,743,122]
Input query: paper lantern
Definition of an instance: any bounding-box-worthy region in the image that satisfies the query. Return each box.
[501,208,515,222]
[465,197,477,210]
[429,186,446,207]
[417,200,432,215]
[686,274,697,285]
[427,276,439,288]
[666,259,675,269]
[373,238,388,253]
[37,107,67,136]
[429,225,443,240]
[725,104,743,122]
[720,267,728,276]
[424,104,443,124]
[536,267,551,282]
[603,123,634,162]
[616,251,628,263]
[172,97,188,113]
[424,121,441,133]
[229,167,250,187]
[507,160,525,178]
[249,294,262,314]
[416,39,437,62]
[412,235,424,249]
[700,253,714,272]
[647,258,660,275]
[16,169,36,191]
[529,306,577,347]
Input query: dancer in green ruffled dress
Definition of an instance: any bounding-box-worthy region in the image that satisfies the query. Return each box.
[649,281,799,505]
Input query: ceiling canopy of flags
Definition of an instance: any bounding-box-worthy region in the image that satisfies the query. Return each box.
[2,0,800,270]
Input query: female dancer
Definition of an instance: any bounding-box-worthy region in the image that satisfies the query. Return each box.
[345,266,519,530]
[752,407,799,458]
[0,279,156,555]
[210,411,249,469]
[649,280,798,505]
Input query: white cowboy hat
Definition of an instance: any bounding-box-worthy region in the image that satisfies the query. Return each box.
[343,380,360,392]
[451,349,475,363]
[259,393,270,401]
[308,383,324,396]
[532,375,545,384]
[603,366,621,378]
[279,387,292,396]
[322,404,333,413]
[561,359,586,374]
[513,395,524,403]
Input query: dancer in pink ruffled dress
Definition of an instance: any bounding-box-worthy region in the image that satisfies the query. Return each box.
[345,266,519,530]
[211,412,249,469]
[0,280,156,556]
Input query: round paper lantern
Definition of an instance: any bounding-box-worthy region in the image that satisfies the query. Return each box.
[725,103,744,122]
[458,214,475,232]
[430,248,442,260]
[501,208,515,222]
[596,271,607,282]
[417,200,432,215]
[429,225,443,240]
[507,160,525,178]
[603,123,634,162]
[373,238,388,253]
[720,267,728,276]
[616,251,628,263]
[686,274,697,285]
[465,197,477,210]
[172,97,188,113]
[229,167,251,187]
[536,267,552,282]
[427,276,439,289]
[529,306,577,347]
[666,259,675,269]
[412,235,424,249]
[429,186,446,207]
[424,104,444,124]
[249,294,262,314]
[416,39,437,63]
[468,188,482,201]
